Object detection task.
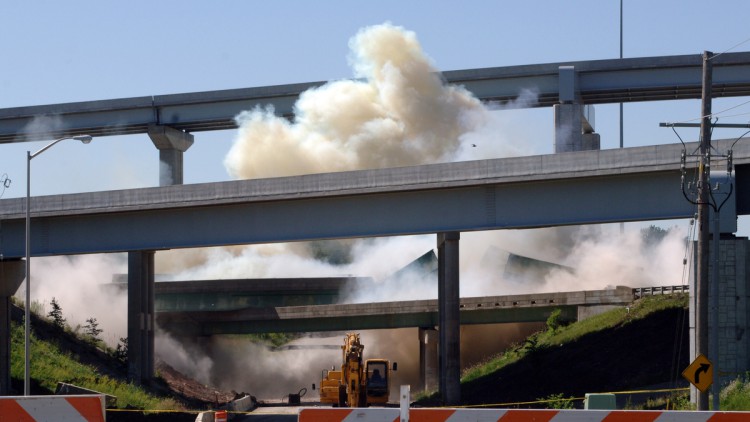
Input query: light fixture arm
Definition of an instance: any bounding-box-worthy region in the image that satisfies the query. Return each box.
[30,135,92,160]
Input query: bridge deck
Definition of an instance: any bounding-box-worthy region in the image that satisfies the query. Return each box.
[0,139,748,258]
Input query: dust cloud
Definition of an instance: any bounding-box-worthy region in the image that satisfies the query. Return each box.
[224,23,532,180]
[20,254,128,347]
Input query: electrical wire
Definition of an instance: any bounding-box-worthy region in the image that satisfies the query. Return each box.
[670,213,697,387]
[709,35,750,61]
[672,127,687,149]
[0,173,10,199]
[662,100,750,126]
[710,99,750,120]
[730,129,750,150]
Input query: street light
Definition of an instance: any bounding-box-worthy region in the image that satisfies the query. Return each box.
[24,134,92,396]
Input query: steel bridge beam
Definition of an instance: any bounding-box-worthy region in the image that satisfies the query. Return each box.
[1,53,750,143]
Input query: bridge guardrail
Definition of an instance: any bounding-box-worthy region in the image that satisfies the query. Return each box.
[633,285,689,299]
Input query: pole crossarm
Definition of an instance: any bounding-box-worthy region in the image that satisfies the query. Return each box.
[1,52,750,143]
[661,123,750,128]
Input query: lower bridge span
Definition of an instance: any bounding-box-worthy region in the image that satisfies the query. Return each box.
[156,286,649,336]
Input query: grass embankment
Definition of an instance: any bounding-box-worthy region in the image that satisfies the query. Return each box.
[419,294,692,407]
[436,293,750,410]
[462,294,688,383]
[9,318,180,410]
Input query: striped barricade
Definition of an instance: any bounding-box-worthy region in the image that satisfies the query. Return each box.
[0,395,105,422]
[299,408,399,421]
[298,407,750,422]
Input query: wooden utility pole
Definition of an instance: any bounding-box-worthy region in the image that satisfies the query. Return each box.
[696,50,712,411]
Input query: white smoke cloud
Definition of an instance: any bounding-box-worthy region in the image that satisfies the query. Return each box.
[18,115,66,142]
[155,330,214,384]
[21,253,128,347]
[545,225,687,291]
[208,335,339,399]
[225,23,494,179]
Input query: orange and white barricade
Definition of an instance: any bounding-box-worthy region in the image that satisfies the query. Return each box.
[299,407,750,422]
[0,395,105,422]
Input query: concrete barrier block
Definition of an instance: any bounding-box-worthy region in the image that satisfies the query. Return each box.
[55,382,117,408]
[194,412,214,422]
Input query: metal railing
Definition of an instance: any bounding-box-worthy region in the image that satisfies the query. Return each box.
[633,285,689,298]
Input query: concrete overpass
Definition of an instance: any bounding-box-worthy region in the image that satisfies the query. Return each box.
[0,139,749,258]
[155,286,636,336]
[1,52,749,142]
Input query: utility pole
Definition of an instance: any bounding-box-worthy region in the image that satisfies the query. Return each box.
[695,50,712,411]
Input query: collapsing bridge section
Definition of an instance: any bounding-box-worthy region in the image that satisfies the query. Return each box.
[156,286,635,335]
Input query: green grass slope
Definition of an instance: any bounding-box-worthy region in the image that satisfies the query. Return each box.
[9,305,181,410]
[421,294,691,407]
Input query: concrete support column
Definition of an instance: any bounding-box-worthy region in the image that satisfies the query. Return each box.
[137,124,190,384]
[689,236,749,403]
[419,327,438,393]
[554,103,582,153]
[437,232,460,405]
[128,251,155,385]
[148,124,194,186]
[554,66,600,153]
[0,260,24,394]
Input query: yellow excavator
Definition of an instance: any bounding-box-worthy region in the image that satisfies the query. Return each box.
[315,333,397,407]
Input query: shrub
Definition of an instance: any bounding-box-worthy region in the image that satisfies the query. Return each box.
[47,298,66,329]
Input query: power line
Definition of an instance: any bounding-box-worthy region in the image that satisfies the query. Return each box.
[0,174,10,199]
[710,35,750,60]
[661,98,750,126]
[711,98,750,118]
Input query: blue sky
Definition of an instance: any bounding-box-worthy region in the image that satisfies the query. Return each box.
[1,0,750,230]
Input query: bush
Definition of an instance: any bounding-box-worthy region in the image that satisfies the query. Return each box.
[546,309,563,333]
[83,318,103,344]
[540,393,576,409]
[47,298,66,329]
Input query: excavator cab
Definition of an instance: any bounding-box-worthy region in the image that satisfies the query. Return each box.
[365,359,390,405]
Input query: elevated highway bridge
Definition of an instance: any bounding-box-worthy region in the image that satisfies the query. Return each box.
[1,52,750,142]
[155,286,639,336]
[0,139,748,258]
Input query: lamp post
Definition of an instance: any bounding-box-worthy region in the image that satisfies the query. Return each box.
[25,134,92,396]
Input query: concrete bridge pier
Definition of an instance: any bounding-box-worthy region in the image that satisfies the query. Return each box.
[553,66,600,153]
[128,251,155,385]
[419,327,438,393]
[148,124,194,186]
[0,259,24,394]
[437,232,460,405]
[126,125,191,385]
